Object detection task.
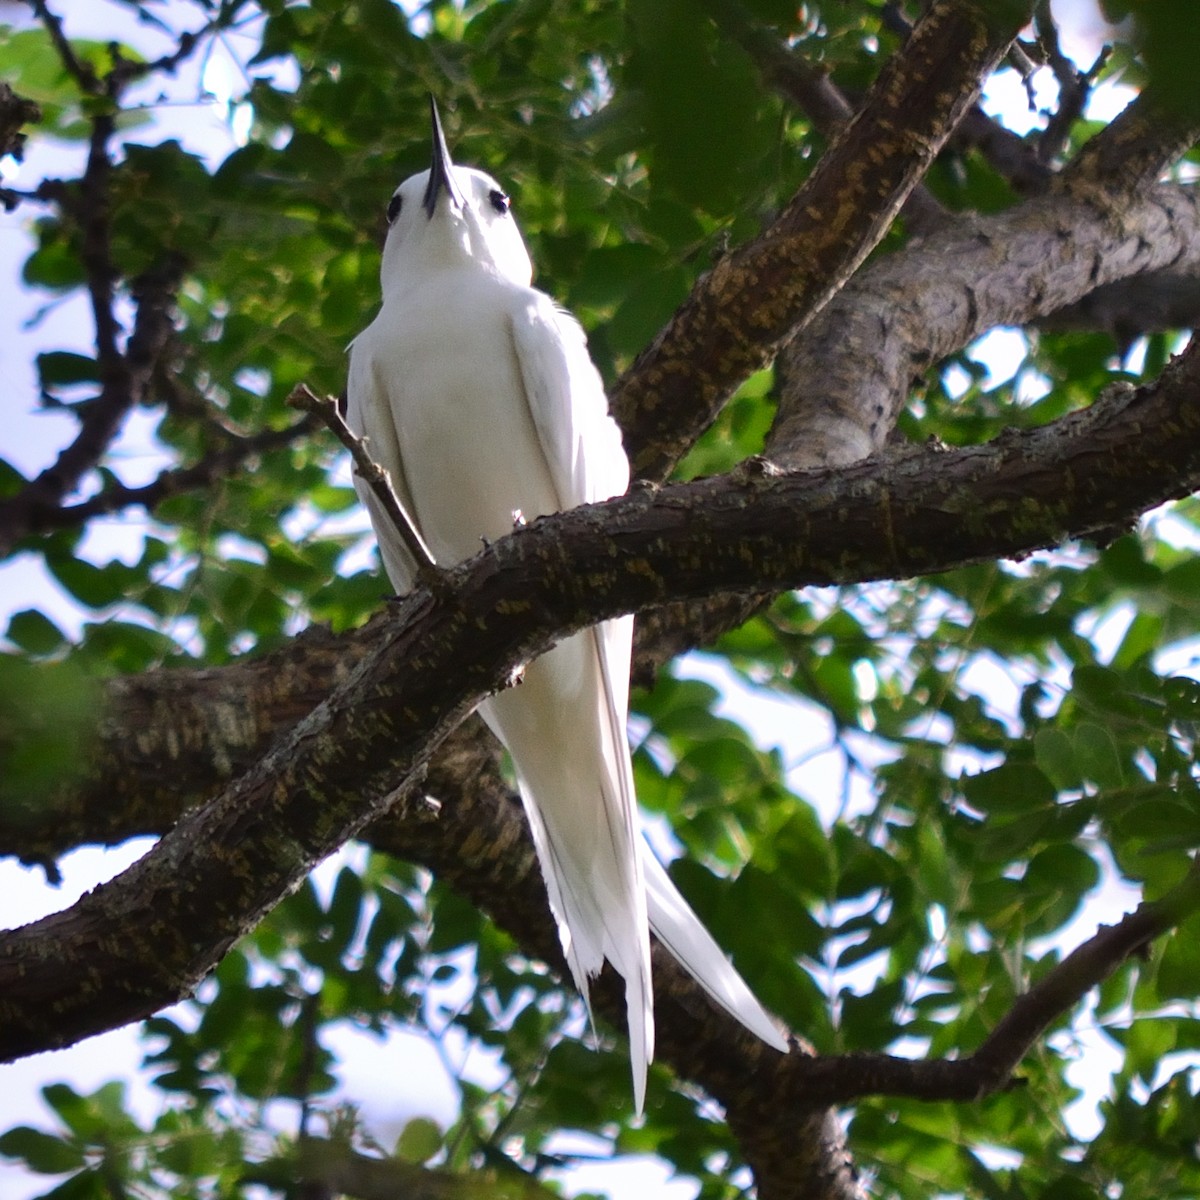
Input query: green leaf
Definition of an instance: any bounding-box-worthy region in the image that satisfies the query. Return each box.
[395,1116,443,1164]
[1158,915,1200,1000]
[1034,727,1077,791]
[36,351,99,393]
[0,1126,85,1174]
[960,763,1056,814]
[5,608,66,655]
[1073,721,1126,790]
[23,239,88,290]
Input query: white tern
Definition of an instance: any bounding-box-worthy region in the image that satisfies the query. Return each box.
[347,98,787,1110]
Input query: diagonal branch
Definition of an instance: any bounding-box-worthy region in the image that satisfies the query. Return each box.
[0,257,183,555]
[704,0,948,232]
[4,333,1200,1057]
[287,384,441,583]
[612,0,1032,480]
[4,336,1200,1199]
[769,171,1200,468]
[30,0,101,94]
[8,417,320,538]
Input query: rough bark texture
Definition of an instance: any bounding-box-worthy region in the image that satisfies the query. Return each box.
[8,3,1200,1197]
[612,0,1032,480]
[770,182,1200,468]
[5,333,1200,1094]
[7,341,1200,1197]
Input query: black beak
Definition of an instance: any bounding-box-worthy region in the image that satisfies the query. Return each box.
[424,95,466,218]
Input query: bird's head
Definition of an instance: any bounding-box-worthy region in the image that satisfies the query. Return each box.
[379,97,533,294]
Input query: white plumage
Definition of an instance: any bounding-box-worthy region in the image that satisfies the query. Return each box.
[347,99,786,1111]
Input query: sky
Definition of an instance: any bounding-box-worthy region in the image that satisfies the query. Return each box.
[0,1,1152,1198]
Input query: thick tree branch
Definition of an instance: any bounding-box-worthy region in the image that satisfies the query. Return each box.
[767,73,1200,469]
[5,338,1200,1200]
[4,335,1200,1055]
[0,598,774,883]
[9,339,1200,867]
[769,180,1200,468]
[1034,267,1200,346]
[612,0,1031,480]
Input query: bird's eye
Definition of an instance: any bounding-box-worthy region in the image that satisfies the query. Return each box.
[386,193,403,223]
[489,189,510,215]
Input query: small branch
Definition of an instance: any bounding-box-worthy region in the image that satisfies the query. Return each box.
[706,0,852,134]
[969,865,1200,1085]
[286,384,442,585]
[31,0,101,94]
[108,4,244,89]
[1034,0,1110,166]
[0,258,183,556]
[15,418,321,537]
[950,105,1053,194]
[704,0,948,233]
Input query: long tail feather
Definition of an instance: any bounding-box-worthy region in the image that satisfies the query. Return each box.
[478,628,655,1110]
[643,850,787,1052]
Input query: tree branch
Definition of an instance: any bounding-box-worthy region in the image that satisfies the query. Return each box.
[1034,266,1200,348]
[5,337,1200,1199]
[612,0,1032,480]
[9,416,321,538]
[4,334,1200,1055]
[0,82,41,167]
[769,179,1200,468]
[950,105,1053,194]
[0,3,211,554]
[0,257,183,555]
[704,0,949,233]
[287,384,441,584]
[31,0,101,94]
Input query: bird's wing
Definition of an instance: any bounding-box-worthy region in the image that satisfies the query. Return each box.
[345,333,422,595]
[509,292,629,510]
[505,291,653,1108]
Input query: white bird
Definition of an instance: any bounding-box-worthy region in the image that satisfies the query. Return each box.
[347,98,787,1111]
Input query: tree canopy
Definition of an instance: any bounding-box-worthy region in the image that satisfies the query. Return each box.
[3,1,1200,1198]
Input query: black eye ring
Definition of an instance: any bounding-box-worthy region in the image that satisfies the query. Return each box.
[386,193,403,222]
[489,189,510,214]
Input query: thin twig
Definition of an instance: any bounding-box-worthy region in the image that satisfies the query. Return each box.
[1035,5,1111,166]
[14,418,319,535]
[286,383,442,585]
[0,259,183,556]
[969,863,1200,1085]
[31,0,101,94]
